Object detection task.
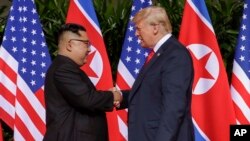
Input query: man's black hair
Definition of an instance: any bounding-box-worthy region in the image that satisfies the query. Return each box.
[57,23,86,43]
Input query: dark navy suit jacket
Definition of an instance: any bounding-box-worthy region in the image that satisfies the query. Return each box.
[121,36,194,141]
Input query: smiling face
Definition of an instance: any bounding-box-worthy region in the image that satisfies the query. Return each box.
[58,30,91,66]
[135,20,158,48]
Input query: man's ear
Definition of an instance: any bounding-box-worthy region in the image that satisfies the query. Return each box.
[66,42,72,52]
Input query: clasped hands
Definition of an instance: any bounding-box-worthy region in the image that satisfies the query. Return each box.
[109,87,122,108]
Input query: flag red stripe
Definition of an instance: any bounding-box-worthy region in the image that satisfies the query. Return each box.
[16,88,46,135]
[231,74,250,107]
[0,108,14,129]
[117,110,128,125]
[35,88,46,108]
[233,102,249,124]
[0,84,15,105]
[116,72,131,89]
[14,115,35,141]
[0,58,17,83]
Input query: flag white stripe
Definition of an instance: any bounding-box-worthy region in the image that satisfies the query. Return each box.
[232,60,250,93]
[0,46,18,72]
[118,115,128,140]
[0,71,17,95]
[15,101,43,140]
[231,86,250,122]
[187,0,214,33]
[0,95,15,118]
[117,60,135,88]
[14,126,26,141]
[74,0,102,36]
[17,75,46,123]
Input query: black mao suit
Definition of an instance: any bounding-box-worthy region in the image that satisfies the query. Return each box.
[43,55,114,141]
[121,36,194,141]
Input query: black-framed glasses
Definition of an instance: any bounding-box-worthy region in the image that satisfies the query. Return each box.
[68,39,91,48]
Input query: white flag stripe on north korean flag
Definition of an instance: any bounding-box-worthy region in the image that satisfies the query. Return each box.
[179,0,236,141]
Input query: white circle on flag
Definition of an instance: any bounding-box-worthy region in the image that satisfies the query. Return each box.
[187,44,219,95]
[88,45,103,85]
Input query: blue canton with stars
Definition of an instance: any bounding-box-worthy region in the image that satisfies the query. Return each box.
[235,1,250,78]
[120,0,152,78]
[1,0,51,93]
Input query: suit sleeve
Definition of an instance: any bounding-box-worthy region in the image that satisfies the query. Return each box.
[54,64,114,112]
[117,90,130,109]
[156,48,193,141]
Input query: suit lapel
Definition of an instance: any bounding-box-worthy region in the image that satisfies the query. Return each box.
[128,37,174,102]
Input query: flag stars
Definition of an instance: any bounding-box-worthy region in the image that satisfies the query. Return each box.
[244,3,248,9]
[41,42,46,47]
[11,36,17,42]
[41,72,46,78]
[148,0,152,5]
[144,52,149,57]
[31,29,37,35]
[136,49,141,54]
[23,6,27,12]
[128,36,133,42]
[239,55,245,61]
[18,6,22,12]
[41,52,46,57]
[22,27,27,32]
[19,17,23,22]
[135,58,140,64]
[240,45,246,51]
[125,56,131,62]
[10,26,15,32]
[31,40,36,45]
[41,62,46,68]
[137,39,141,44]
[22,37,27,43]
[140,0,145,3]
[134,68,139,74]
[30,70,36,76]
[241,24,246,30]
[12,47,18,53]
[31,50,36,55]
[22,17,27,22]
[22,48,27,53]
[21,67,27,73]
[127,46,132,52]
[30,80,36,86]
[10,16,15,21]
[21,57,27,63]
[243,14,247,20]
[132,6,135,11]
[129,26,134,31]
[3,36,6,41]
[130,16,134,21]
[241,35,246,41]
[31,60,36,66]
[31,8,36,14]
[31,19,37,24]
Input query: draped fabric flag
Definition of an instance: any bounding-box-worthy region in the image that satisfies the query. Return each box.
[230,0,250,124]
[179,0,236,141]
[66,0,120,140]
[116,0,152,140]
[0,0,51,140]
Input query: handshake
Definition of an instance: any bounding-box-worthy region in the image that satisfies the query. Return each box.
[109,87,122,108]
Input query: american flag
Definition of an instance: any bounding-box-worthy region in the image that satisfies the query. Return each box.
[0,0,51,140]
[179,0,236,140]
[116,0,152,140]
[230,0,250,124]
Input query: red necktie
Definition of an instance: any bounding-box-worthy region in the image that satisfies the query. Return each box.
[145,50,155,64]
